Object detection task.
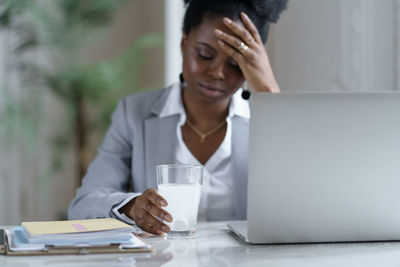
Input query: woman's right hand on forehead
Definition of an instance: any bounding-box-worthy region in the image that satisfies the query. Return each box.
[119,188,173,235]
[215,12,280,93]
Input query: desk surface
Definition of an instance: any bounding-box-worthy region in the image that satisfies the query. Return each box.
[2,222,400,266]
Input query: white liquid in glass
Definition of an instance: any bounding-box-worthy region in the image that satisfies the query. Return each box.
[158,183,201,234]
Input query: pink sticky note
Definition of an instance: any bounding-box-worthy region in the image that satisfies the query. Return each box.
[71,224,87,231]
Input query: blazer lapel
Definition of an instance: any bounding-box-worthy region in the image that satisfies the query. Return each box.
[231,116,249,220]
[143,87,179,188]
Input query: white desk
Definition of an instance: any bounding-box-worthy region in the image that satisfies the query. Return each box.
[2,222,400,266]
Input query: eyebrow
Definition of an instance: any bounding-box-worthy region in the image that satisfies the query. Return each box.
[196,42,216,52]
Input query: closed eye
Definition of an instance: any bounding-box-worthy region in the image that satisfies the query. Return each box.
[198,53,213,60]
[229,59,240,69]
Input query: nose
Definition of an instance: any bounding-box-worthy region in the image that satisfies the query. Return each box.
[206,60,225,80]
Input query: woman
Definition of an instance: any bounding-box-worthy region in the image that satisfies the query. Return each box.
[68,0,287,236]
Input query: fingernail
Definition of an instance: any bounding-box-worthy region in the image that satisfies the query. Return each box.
[161,225,170,232]
[224,17,232,24]
[214,29,223,36]
[164,215,173,222]
[156,229,164,235]
[218,40,224,46]
[158,199,167,206]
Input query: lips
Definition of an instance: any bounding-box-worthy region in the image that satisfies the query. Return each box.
[198,82,224,98]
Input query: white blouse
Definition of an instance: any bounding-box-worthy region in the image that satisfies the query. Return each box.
[159,83,250,221]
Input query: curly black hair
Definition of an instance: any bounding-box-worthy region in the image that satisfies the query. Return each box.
[182,0,288,43]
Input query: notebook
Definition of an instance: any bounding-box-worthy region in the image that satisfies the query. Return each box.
[22,218,132,236]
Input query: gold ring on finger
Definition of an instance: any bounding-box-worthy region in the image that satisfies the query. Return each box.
[238,42,249,54]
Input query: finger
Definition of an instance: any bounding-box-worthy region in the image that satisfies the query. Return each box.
[137,220,163,235]
[215,29,248,55]
[222,17,255,47]
[217,40,245,65]
[144,188,168,207]
[241,12,262,44]
[136,209,171,233]
[136,218,167,236]
[144,201,173,222]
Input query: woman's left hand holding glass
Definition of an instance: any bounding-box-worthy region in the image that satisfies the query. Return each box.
[215,12,280,93]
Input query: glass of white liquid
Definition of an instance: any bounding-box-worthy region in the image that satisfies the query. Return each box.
[156,164,203,237]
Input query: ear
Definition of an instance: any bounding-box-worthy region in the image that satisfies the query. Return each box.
[180,33,188,55]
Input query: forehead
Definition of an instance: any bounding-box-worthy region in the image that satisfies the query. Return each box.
[187,15,243,44]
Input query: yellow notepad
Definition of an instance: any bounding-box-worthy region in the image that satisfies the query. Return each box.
[22,218,132,236]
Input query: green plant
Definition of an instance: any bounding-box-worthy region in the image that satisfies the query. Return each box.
[0,0,163,183]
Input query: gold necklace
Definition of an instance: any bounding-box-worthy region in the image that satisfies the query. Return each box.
[186,119,226,144]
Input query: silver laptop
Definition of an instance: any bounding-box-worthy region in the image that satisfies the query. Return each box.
[229,92,400,244]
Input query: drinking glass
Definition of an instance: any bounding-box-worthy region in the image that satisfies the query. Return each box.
[156,164,203,237]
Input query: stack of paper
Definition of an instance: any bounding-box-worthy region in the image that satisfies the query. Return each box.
[22,218,135,245]
[4,218,152,255]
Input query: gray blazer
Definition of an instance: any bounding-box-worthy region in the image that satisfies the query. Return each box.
[68,84,249,221]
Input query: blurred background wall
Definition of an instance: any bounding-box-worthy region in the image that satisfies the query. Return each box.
[268,0,400,92]
[0,0,399,224]
[0,0,166,224]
